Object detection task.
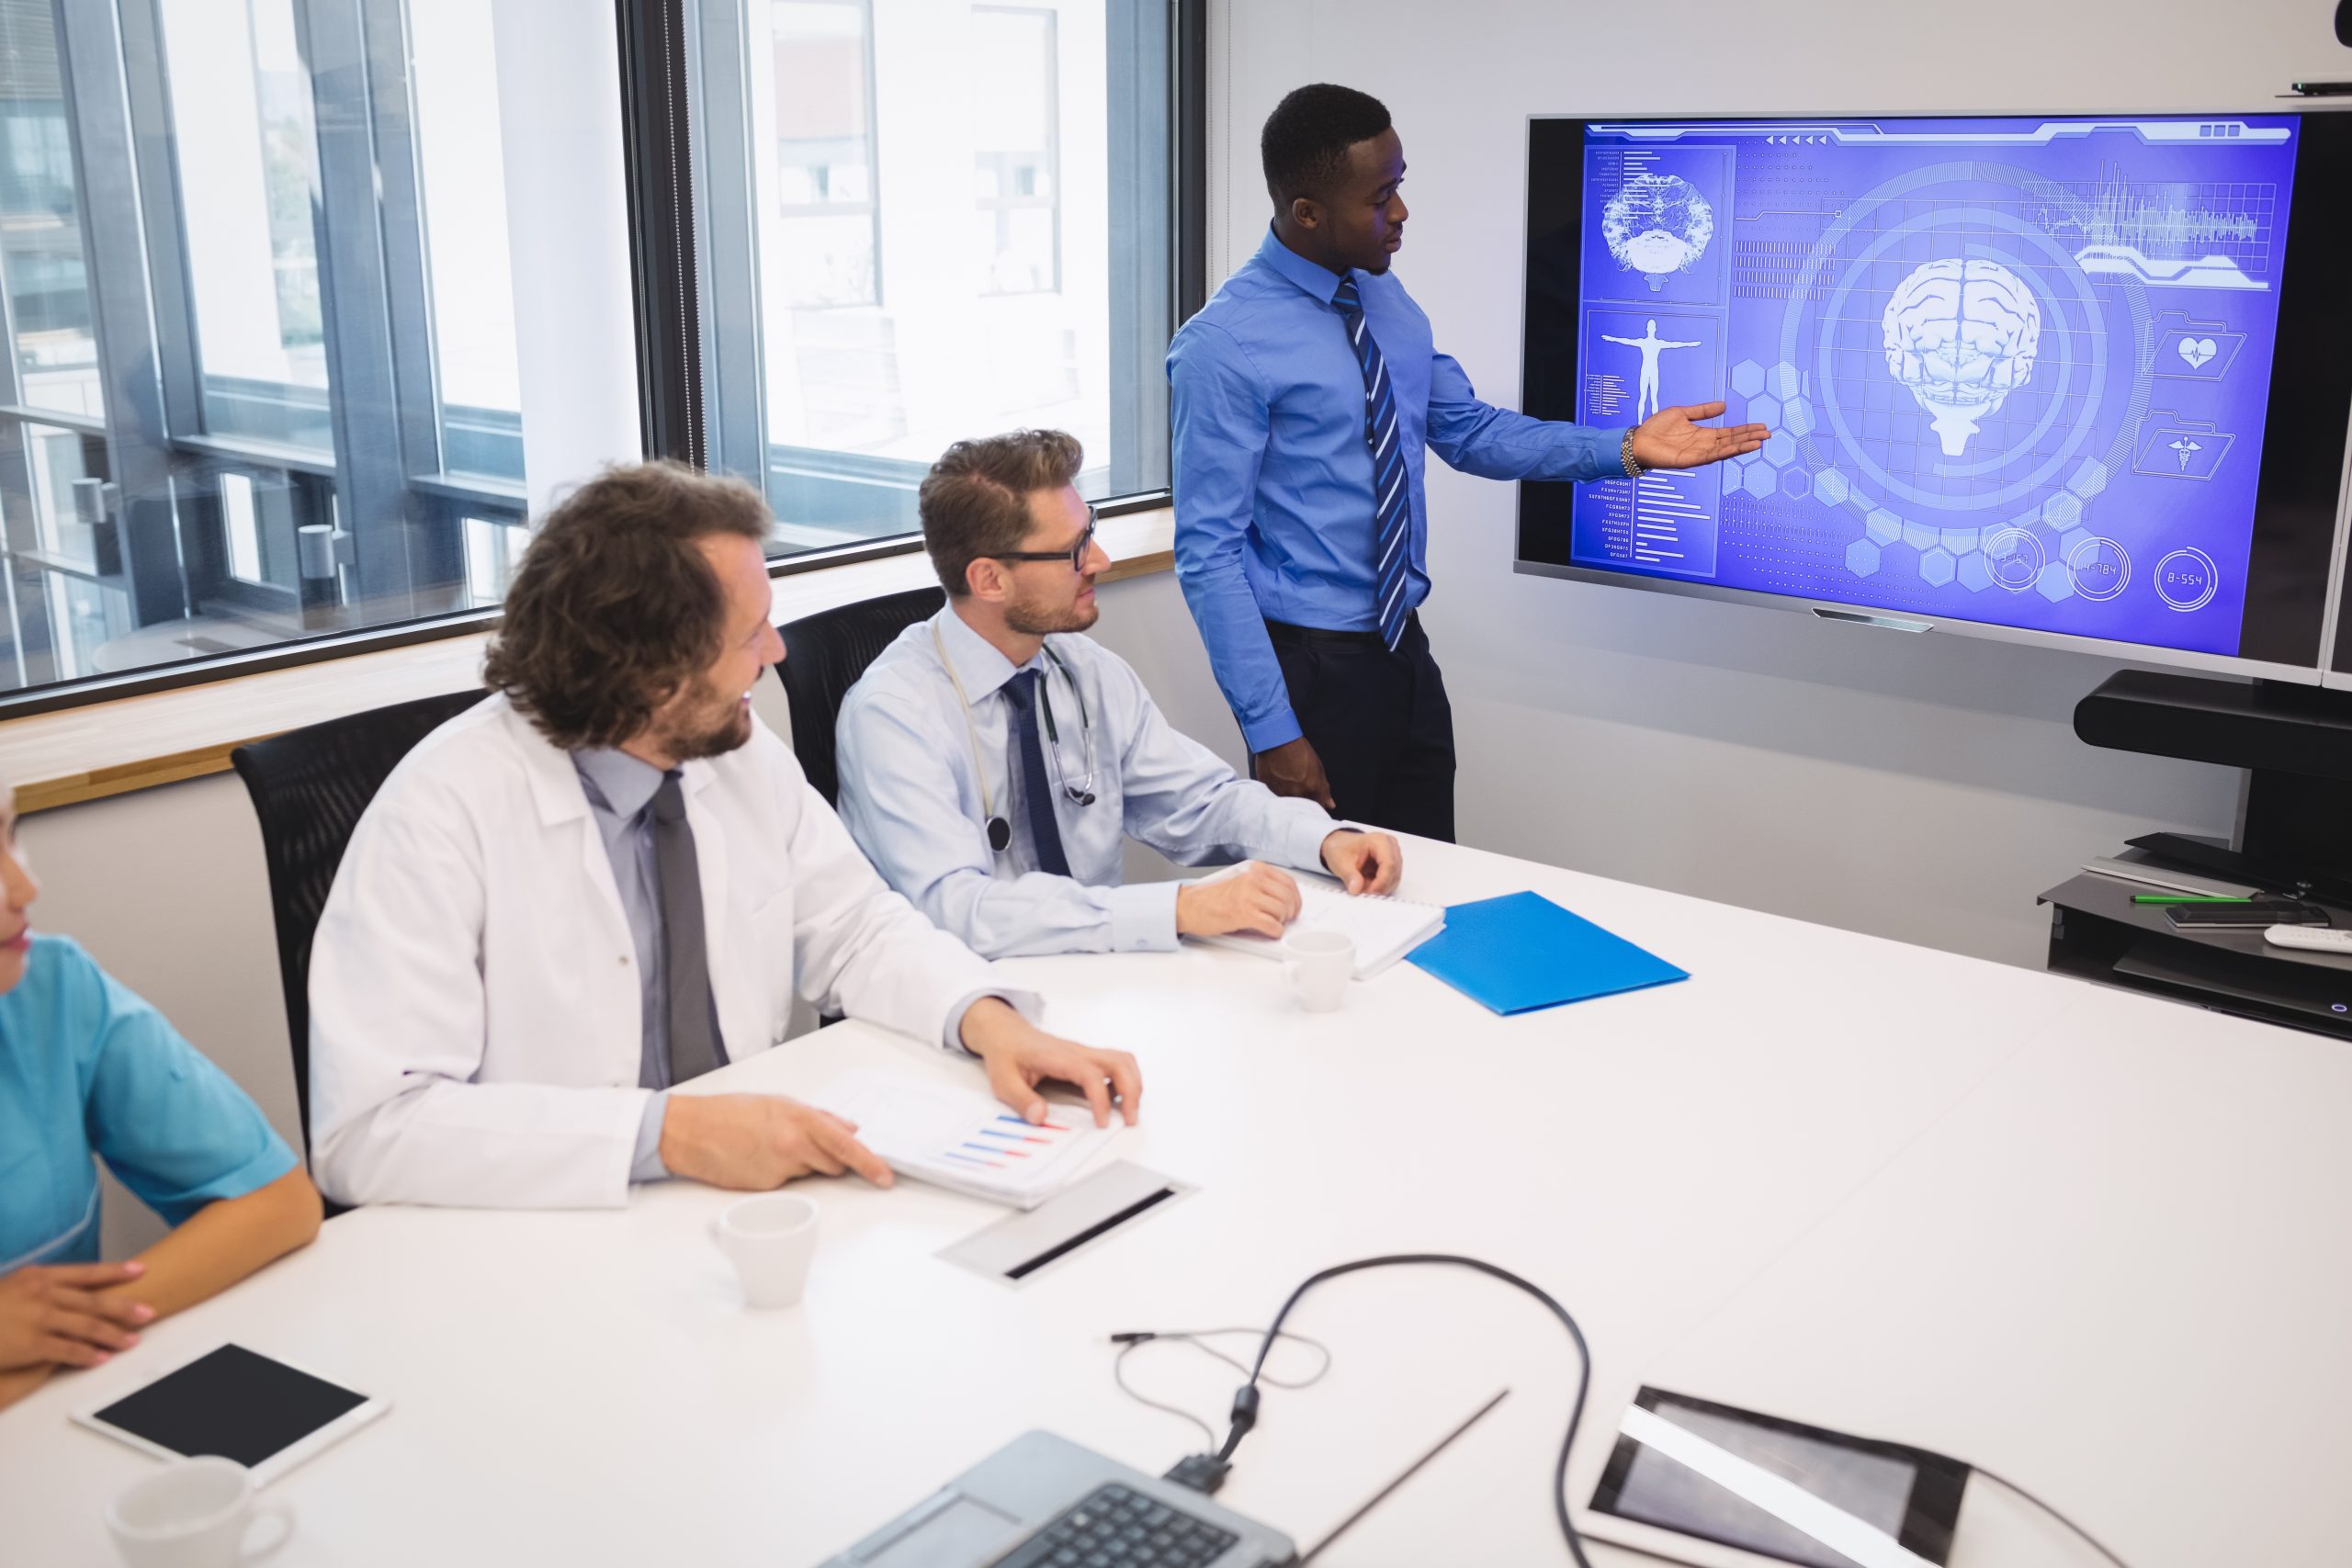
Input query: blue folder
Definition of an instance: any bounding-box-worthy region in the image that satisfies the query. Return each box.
[1403,890,1689,1014]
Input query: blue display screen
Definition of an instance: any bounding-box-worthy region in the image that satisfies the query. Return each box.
[1564,117,2301,656]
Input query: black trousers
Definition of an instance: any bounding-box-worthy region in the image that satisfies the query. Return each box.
[1263,613,1456,842]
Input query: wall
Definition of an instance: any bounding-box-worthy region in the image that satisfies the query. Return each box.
[1206,0,2348,966]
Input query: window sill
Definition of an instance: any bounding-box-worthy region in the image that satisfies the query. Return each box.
[3,508,1176,814]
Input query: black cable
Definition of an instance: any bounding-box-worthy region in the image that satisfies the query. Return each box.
[1968,1462,2133,1568]
[1203,1253,1595,1568]
[1109,1327,1333,1452]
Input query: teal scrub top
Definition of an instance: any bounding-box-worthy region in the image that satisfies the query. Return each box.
[0,935,296,1272]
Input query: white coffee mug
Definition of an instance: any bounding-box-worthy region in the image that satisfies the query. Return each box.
[105,1456,292,1568]
[1283,928,1354,1012]
[714,1191,820,1308]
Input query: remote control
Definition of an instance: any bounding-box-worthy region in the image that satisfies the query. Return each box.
[2263,925,2352,953]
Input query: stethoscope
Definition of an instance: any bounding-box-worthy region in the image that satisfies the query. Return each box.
[934,624,1100,853]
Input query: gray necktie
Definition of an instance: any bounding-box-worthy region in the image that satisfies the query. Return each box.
[650,771,722,1085]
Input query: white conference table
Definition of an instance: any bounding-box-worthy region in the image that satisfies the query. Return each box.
[4,837,2346,1566]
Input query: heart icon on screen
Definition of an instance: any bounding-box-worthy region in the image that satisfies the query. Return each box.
[2178,337,2218,369]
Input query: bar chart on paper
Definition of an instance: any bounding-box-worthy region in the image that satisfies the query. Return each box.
[812,1069,1122,1209]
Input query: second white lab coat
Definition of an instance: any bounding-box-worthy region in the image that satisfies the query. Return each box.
[307,693,1025,1210]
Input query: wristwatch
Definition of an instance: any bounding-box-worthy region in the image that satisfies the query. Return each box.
[1620,427,1645,480]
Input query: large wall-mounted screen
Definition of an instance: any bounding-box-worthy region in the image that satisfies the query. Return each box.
[1519,112,2352,679]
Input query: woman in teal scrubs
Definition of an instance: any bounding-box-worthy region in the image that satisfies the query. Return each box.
[0,784,321,1412]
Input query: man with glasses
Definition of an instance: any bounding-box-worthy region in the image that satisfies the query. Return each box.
[834,429,1403,959]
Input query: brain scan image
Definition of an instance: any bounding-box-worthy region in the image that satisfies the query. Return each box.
[1881,257,2042,457]
[1600,173,1716,290]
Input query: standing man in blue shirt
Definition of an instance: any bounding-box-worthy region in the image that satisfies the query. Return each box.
[1169,85,1764,840]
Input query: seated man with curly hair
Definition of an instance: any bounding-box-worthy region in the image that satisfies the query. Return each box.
[306,461,1139,1211]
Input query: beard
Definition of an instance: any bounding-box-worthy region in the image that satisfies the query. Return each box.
[654,676,754,761]
[1005,592,1100,638]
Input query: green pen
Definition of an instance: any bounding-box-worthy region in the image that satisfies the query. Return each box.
[2131,894,2256,905]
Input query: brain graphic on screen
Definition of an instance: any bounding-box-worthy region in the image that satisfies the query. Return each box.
[1880,257,2042,457]
[1600,173,1715,290]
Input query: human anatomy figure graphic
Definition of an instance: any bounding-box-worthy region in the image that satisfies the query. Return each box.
[1881,257,2042,457]
[1600,319,1703,422]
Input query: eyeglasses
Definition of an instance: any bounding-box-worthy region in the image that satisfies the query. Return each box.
[990,510,1100,572]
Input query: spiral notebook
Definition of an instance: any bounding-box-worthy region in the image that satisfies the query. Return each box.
[1186,868,1447,977]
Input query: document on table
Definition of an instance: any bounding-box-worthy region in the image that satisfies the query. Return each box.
[810,1070,1124,1210]
[1185,868,1445,976]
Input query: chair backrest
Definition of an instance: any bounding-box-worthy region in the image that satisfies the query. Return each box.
[775,585,944,806]
[230,688,488,1154]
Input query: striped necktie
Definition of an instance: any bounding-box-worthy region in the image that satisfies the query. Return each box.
[1332,275,1410,651]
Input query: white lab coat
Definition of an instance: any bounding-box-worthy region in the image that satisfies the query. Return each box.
[307,693,1026,1210]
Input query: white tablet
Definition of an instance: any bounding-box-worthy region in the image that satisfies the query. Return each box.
[73,1343,390,1486]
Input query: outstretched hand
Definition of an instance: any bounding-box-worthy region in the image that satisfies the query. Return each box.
[1631,401,1769,470]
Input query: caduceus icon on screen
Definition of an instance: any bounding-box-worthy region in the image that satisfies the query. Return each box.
[1881,257,2042,457]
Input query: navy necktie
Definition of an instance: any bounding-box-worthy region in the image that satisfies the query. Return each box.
[1333,275,1411,651]
[1001,669,1072,877]
[650,771,722,1085]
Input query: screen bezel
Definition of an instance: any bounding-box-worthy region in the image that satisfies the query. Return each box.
[1587,1385,1971,1568]
[1515,108,2352,684]
[72,1342,390,1487]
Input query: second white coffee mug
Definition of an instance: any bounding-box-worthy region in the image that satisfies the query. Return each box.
[105,1455,292,1568]
[1283,928,1354,1012]
[714,1190,821,1308]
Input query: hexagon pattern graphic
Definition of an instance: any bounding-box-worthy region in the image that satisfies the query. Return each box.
[1815,469,1849,507]
[1768,362,1801,401]
[1847,538,1881,576]
[1731,359,1765,399]
[1749,394,1781,432]
[2043,491,2083,531]
[1865,508,1901,546]
[1957,552,1994,592]
[1919,547,1956,586]
[1783,397,1816,438]
[2036,562,2075,603]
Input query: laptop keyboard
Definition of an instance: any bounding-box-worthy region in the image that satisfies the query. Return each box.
[993,1483,1241,1568]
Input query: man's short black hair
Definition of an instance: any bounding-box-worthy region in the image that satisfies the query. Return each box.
[1261,84,1392,208]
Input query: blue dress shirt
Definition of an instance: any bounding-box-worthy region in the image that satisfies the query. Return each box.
[834,606,1340,957]
[1168,225,1625,751]
[1,936,296,1271]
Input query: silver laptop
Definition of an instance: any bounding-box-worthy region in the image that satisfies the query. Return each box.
[817,1392,1507,1568]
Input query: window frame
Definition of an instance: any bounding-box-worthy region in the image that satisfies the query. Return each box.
[0,0,1204,719]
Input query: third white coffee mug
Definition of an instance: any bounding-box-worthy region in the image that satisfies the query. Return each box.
[1283,928,1354,1012]
[714,1190,820,1308]
[105,1456,292,1568]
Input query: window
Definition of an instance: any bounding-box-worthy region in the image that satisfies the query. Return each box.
[0,0,1193,711]
[691,0,1176,552]
[0,0,633,705]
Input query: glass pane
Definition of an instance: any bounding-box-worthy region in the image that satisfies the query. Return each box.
[0,1,635,705]
[0,3,99,421]
[697,0,1170,553]
[160,0,332,444]
[411,0,525,482]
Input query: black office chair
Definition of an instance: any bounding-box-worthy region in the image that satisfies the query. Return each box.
[775,585,944,806]
[231,689,488,1179]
